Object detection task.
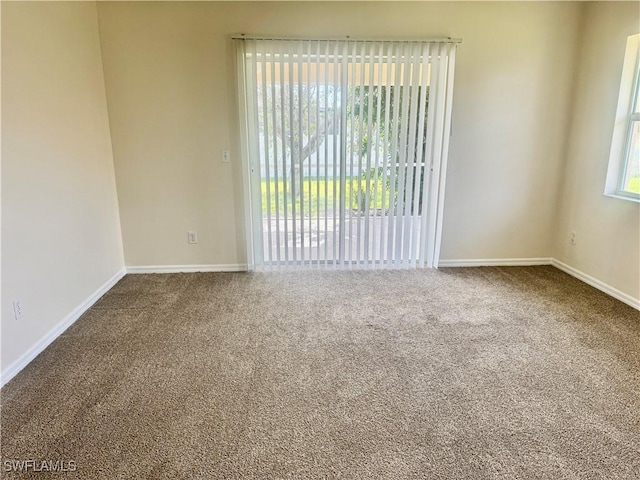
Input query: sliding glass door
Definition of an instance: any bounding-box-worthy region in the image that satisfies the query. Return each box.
[236,38,457,270]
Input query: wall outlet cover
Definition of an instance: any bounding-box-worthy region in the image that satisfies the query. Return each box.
[13,300,24,320]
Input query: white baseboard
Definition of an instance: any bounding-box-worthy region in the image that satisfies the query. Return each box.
[1,268,127,388]
[438,257,638,310]
[438,257,553,267]
[551,259,640,311]
[2,258,635,388]
[126,264,248,274]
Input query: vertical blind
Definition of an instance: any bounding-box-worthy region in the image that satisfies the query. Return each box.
[236,37,458,270]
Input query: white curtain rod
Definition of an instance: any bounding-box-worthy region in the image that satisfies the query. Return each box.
[232,34,462,44]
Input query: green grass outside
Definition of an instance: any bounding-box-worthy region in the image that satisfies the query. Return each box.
[626,175,640,194]
[260,178,392,216]
[261,174,640,217]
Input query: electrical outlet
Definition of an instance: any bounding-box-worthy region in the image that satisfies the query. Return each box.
[188,231,199,244]
[13,300,24,320]
[221,149,231,163]
[570,231,577,245]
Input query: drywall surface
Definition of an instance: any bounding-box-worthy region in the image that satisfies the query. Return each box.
[554,1,640,302]
[1,2,124,372]
[96,1,581,266]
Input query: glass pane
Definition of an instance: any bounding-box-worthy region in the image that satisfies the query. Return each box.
[622,120,640,194]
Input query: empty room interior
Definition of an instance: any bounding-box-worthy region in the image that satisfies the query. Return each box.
[2,0,640,478]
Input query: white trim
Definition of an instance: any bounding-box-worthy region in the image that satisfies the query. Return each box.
[2,259,636,389]
[1,268,127,388]
[605,34,640,198]
[235,40,257,271]
[604,192,640,204]
[126,264,248,274]
[438,258,552,267]
[439,257,639,310]
[551,259,640,311]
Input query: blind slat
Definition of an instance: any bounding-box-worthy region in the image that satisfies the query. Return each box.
[355,41,368,267]
[369,42,385,269]
[411,43,430,267]
[393,42,414,267]
[434,45,457,268]
[270,42,282,268]
[386,42,403,266]
[323,42,329,267]
[332,41,341,268]
[338,42,348,267]
[426,43,448,268]
[379,41,395,266]
[280,40,290,264]
[297,41,305,268]
[315,41,322,267]
[260,44,274,268]
[402,43,422,268]
[362,42,377,269]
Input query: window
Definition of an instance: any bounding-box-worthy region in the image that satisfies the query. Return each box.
[606,34,640,202]
[235,38,458,270]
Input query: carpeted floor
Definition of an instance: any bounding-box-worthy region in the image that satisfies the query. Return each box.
[1,266,639,479]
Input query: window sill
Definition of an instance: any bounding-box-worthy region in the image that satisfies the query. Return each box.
[604,192,640,204]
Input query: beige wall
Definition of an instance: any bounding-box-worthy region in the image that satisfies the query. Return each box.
[1,2,124,372]
[554,1,640,301]
[1,1,638,379]
[96,1,582,266]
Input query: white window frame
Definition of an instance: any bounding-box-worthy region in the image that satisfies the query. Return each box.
[605,34,640,203]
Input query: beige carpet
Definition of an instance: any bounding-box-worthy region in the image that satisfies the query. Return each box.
[1,266,639,479]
